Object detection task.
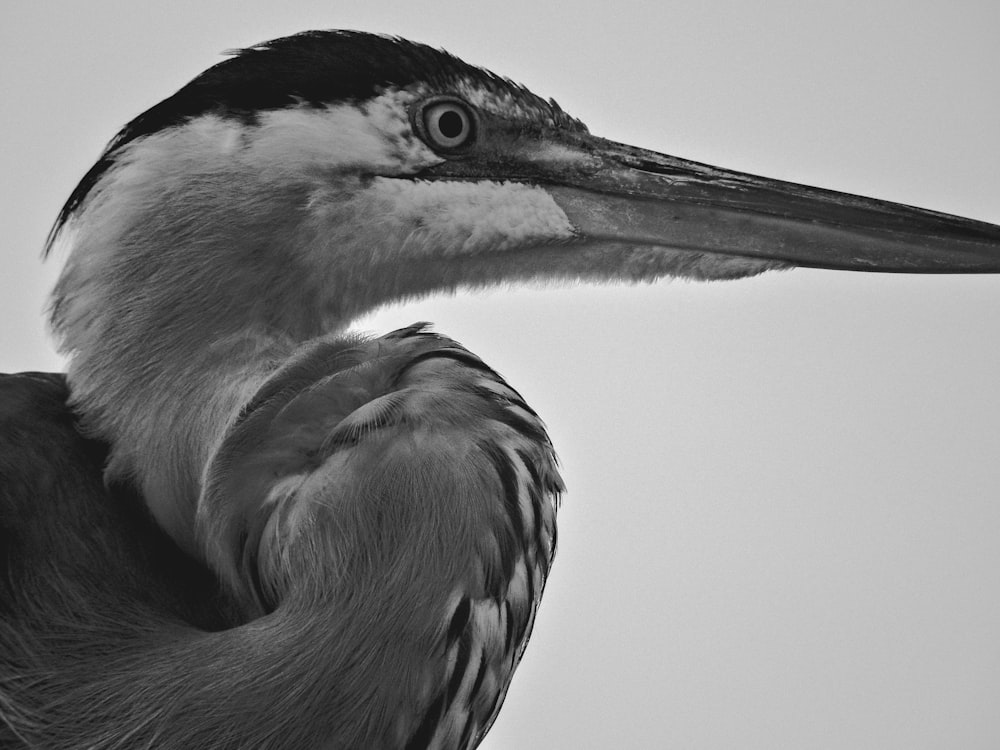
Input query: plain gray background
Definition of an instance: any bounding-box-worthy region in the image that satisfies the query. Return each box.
[3,2,999,747]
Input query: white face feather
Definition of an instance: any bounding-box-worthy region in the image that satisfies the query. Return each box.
[305,177,576,260]
[245,90,445,175]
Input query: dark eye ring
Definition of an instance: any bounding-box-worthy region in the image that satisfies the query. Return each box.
[415,97,477,152]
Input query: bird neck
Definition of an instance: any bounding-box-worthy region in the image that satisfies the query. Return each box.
[47,119,347,552]
[65,328,296,556]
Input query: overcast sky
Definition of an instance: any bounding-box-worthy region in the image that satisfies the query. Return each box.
[3,2,1000,748]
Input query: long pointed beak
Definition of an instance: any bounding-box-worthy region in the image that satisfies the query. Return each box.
[546,137,1000,273]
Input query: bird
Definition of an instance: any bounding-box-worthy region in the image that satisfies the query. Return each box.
[2,30,999,750]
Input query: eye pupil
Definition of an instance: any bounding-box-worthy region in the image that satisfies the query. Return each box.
[437,110,465,139]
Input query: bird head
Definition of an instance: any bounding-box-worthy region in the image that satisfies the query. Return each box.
[48,30,1000,356]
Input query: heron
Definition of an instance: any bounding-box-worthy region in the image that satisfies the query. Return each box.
[1,30,998,750]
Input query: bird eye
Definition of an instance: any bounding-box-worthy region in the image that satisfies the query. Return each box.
[418,98,476,152]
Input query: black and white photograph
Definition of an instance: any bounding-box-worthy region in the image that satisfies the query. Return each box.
[3,2,999,748]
